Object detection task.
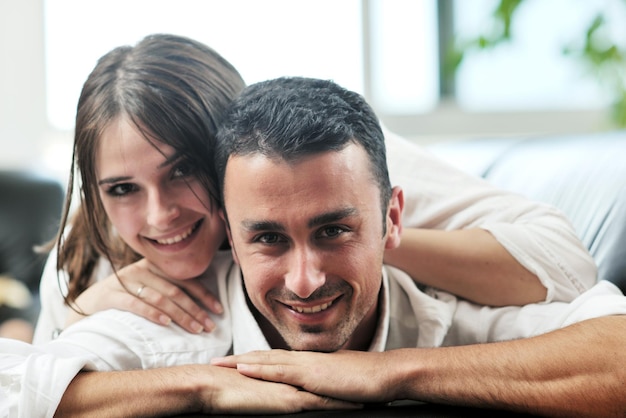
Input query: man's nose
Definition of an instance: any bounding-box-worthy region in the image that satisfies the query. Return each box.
[146,190,180,228]
[284,247,326,299]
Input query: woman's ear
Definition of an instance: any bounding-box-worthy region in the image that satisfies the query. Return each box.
[384,186,404,250]
[219,209,239,264]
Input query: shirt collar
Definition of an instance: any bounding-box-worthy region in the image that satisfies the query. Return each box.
[228,269,390,354]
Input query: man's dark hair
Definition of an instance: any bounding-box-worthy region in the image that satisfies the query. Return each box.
[215,77,392,224]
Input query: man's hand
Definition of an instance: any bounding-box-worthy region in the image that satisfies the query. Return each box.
[211,350,400,404]
[58,365,361,417]
[204,364,361,414]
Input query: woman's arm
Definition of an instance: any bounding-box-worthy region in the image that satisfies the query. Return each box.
[384,130,596,305]
[384,228,546,306]
[34,248,223,343]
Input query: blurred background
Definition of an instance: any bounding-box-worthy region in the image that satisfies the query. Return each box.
[2,0,625,183]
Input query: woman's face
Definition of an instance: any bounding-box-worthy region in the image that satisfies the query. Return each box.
[95,116,225,280]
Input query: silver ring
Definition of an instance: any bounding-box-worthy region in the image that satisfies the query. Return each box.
[136,284,146,298]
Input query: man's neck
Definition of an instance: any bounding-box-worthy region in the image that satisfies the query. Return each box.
[342,296,380,351]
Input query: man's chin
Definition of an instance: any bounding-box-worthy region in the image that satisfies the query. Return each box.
[284,333,346,353]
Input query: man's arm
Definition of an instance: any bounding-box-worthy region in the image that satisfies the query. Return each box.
[56,365,359,417]
[212,316,626,417]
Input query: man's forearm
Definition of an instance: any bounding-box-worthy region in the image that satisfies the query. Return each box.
[213,316,626,417]
[396,316,626,417]
[56,366,203,417]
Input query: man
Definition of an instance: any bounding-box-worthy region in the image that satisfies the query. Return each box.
[3,77,626,417]
[209,77,626,417]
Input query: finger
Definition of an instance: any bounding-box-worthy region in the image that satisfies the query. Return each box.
[210,356,239,367]
[178,281,224,315]
[134,286,208,334]
[120,262,219,330]
[300,393,362,411]
[211,349,290,367]
[118,293,172,326]
[236,363,307,389]
[151,281,215,332]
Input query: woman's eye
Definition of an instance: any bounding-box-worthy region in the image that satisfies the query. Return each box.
[106,183,137,197]
[172,162,195,179]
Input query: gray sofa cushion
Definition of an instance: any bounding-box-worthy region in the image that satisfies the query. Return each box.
[430,132,626,292]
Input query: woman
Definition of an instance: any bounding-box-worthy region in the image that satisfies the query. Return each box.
[34,33,245,342]
[34,33,596,344]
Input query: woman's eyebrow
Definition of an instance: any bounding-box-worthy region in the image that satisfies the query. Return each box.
[98,176,131,186]
[157,151,182,169]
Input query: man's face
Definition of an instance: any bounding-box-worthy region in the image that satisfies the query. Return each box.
[222,143,403,352]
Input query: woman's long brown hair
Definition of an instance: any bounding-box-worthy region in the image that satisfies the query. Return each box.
[50,34,245,307]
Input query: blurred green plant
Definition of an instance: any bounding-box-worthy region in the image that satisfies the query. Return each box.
[447,0,626,127]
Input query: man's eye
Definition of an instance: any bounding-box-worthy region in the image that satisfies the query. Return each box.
[257,233,283,244]
[319,226,346,238]
[105,183,137,197]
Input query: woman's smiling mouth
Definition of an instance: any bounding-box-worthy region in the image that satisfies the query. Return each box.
[152,220,201,245]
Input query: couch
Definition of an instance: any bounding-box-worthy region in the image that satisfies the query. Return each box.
[428,130,626,293]
[0,171,64,325]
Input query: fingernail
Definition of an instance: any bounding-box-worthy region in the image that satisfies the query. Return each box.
[204,319,215,332]
[159,315,171,325]
[213,301,224,314]
[191,321,203,334]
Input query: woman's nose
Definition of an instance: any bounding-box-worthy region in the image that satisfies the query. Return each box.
[146,190,180,228]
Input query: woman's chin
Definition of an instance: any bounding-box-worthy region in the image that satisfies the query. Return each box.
[151,261,210,282]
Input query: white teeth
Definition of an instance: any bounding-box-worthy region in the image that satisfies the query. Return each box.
[293,301,332,314]
[155,224,195,245]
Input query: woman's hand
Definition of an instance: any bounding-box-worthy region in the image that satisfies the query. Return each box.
[65,258,222,334]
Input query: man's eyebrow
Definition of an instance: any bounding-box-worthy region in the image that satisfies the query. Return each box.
[241,220,286,232]
[240,208,356,232]
[308,208,357,228]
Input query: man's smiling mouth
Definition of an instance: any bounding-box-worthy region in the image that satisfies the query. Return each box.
[290,300,334,314]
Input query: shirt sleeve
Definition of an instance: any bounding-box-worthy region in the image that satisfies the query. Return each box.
[385,129,597,302]
[444,281,626,345]
[32,245,70,344]
[33,246,114,345]
[0,339,92,418]
[1,311,159,417]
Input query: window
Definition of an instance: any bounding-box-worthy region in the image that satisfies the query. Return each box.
[44,0,364,130]
[44,0,614,137]
[454,0,612,111]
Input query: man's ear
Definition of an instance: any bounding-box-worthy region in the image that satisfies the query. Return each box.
[384,186,404,250]
[219,208,239,264]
